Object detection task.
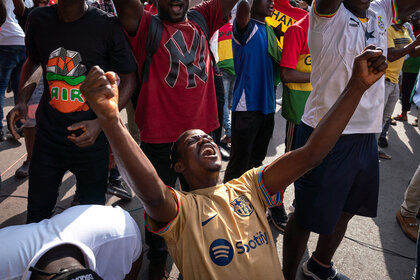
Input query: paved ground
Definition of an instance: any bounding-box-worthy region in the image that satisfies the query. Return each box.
[0,87,419,280]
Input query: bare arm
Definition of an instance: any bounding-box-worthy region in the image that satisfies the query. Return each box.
[7,58,42,140]
[0,0,6,26]
[12,0,25,18]
[388,35,420,62]
[280,67,311,83]
[221,0,239,19]
[117,72,137,110]
[263,46,388,195]
[112,0,143,36]
[66,71,136,148]
[80,67,178,226]
[396,0,420,18]
[235,0,251,32]
[410,45,420,58]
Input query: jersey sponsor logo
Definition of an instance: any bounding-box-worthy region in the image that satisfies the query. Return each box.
[164,29,208,89]
[230,195,254,217]
[209,238,234,266]
[209,232,269,266]
[236,231,269,254]
[46,47,89,113]
[202,214,218,226]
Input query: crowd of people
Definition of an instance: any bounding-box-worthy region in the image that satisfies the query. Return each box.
[0,0,419,279]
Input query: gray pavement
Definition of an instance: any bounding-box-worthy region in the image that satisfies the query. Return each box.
[0,87,419,280]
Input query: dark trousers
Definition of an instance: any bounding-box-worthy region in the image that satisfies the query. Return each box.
[27,139,109,223]
[402,72,417,112]
[140,142,177,265]
[285,120,299,153]
[224,111,275,183]
[212,66,226,145]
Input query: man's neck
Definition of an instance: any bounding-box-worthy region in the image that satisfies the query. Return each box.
[188,173,222,191]
[251,13,266,24]
[344,3,368,18]
[57,0,88,23]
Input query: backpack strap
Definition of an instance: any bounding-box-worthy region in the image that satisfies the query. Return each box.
[187,10,210,40]
[142,14,163,83]
[187,10,217,66]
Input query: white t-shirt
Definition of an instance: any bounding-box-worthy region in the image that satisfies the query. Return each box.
[0,205,142,280]
[302,0,396,134]
[0,0,25,45]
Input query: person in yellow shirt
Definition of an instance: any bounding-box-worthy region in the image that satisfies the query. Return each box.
[378,15,420,158]
[79,47,387,280]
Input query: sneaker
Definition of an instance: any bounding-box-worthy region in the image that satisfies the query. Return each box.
[0,131,6,142]
[221,135,231,145]
[107,178,133,201]
[219,145,230,161]
[302,257,350,280]
[378,150,392,160]
[15,160,30,178]
[270,205,288,232]
[377,137,388,148]
[396,209,418,242]
[71,191,80,206]
[220,136,231,151]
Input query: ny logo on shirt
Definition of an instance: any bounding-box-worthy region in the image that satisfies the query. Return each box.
[164,29,208,88]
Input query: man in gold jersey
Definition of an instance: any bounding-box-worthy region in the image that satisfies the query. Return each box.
[78,46,388,280]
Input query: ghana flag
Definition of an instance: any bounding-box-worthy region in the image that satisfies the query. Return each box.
[280,15,311,125]
[217,22,235,75]
[265,0,308,50]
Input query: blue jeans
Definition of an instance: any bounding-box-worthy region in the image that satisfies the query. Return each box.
[221,69,235,138]
[0,45,26,130]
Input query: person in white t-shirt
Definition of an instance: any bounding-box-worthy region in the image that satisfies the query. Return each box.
[0,0,26,141]
[0,205,143,280]
[282,0,420,280]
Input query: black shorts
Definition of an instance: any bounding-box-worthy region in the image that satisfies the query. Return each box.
[294,123,379,235]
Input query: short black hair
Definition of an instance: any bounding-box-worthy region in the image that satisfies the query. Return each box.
[170,133,191,192]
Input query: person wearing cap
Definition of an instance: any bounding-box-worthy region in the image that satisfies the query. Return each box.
[79,45,388,279]
[0,205,142,280]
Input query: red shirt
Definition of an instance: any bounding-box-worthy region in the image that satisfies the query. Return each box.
[280,14,310,69]
[127,0,225,143]
[144,3,157,15]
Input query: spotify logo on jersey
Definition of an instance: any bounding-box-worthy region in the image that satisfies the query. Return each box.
[209,239,234,266]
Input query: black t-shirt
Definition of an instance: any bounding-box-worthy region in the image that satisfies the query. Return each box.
[16,6,36,31]
[25,5,137,152]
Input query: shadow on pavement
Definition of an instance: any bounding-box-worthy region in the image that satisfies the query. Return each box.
[373,118,418,280]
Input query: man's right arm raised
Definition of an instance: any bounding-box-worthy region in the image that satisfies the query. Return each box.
[80,67,179,228]
[112,0,143,36]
